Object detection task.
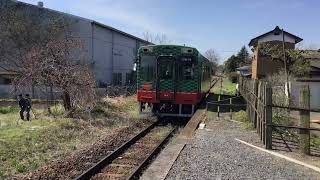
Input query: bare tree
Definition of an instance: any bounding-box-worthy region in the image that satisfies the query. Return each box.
[142,31,155,43]
[143,31,171,44]
[205,49,219,63]
[204,49,219,73]
[0,1,96,113]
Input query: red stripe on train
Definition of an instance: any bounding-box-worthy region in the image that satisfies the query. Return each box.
[137,90,203,105]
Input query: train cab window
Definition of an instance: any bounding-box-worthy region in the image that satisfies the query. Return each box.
[141,56,156,82]
[159,61,173,80]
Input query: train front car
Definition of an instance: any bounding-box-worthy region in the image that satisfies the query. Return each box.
[137,45,212,117]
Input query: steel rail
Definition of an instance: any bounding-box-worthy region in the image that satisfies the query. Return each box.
[126,128,175,180]
[75,120,159,180]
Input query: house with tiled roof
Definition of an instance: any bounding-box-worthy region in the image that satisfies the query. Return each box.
[249,26,303,79]
[248,26,320,109]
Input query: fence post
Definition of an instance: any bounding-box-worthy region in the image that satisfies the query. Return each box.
[229,98,232,119]
[246,80,250,122]
[265,83,273,150]
[253,80,258,128]
[299,84,310,155]
[218,94,221,118]
[257,82,261,135]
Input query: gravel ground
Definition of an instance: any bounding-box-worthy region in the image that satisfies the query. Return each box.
[166,115,320,180]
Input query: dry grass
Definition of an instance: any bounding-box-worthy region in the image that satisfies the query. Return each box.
[0,95,141,178]
[211,77,236,95]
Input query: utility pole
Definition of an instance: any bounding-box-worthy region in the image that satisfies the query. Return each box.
[282,28,290,103]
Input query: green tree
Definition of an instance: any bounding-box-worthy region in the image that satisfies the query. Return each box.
[237,46,251,65]
[224,55,239,73]
[258,43,311,77]
[224,46,251,73]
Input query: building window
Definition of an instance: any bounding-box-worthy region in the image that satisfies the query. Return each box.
[0,76,12,85]
[112,73,122,86]
[126,72,133,85]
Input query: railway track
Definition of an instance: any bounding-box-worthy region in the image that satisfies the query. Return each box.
[76,120,175,180]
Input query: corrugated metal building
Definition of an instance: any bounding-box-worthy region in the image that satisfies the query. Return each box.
[0,0,150,95]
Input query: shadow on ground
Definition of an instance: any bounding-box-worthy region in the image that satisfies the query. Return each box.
[272,129,320,157]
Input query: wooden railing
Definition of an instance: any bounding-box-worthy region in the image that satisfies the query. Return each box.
[239,77,273,149]
[239,76,320,155]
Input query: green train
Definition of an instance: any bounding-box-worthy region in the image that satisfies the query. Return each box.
[137,45,214,117]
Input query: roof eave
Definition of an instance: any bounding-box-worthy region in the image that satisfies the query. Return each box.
[92,21,152,44]
[248,27,303,47]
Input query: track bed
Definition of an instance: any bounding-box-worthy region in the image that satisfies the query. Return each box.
[76,121,175,180]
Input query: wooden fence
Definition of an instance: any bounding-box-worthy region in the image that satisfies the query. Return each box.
[239,76,320,154]
[239,77,272,149]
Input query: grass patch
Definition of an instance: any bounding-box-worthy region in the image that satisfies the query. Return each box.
[241,121,255,130]
[233,110,248,122]
[98,95,139,119]
[233,110,255,130]
[0,117,103,177]
[211,77,236,95]
[311,135,320,148]
[0,95,141,178]
[50,104,65,116]
[0,106,19,114]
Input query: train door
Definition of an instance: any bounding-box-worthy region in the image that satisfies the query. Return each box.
[156,56,175,101]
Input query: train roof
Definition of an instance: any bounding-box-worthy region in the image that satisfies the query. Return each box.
[138,44,198,55]
[138,45,212,63]
[140,44,196,49]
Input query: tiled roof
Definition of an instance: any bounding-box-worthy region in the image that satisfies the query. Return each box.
[249,26,303,47]
[301,50,320,69]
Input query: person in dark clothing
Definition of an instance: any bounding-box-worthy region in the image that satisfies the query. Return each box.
[18,94,26,120]
[18,94,31,121]
[25,94,31,121]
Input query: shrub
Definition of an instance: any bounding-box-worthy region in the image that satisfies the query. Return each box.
[233,110,248,122]
[311,135,320,148]
[233,110,255,130]
[242,121,255,130]
[0,106,18,114]
[50,104,65,116]
[272,112,290,126]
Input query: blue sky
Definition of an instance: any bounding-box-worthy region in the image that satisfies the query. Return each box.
[20,0,320,63]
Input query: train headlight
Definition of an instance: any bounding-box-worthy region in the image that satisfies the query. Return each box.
[142,47,153,53]
[133,63,137,71]
[182,48,193,54]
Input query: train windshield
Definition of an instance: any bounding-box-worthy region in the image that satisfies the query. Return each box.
[140,55,156,82]
[158,59,174,80]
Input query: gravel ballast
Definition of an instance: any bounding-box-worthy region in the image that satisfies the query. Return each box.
[166,115,320,180]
